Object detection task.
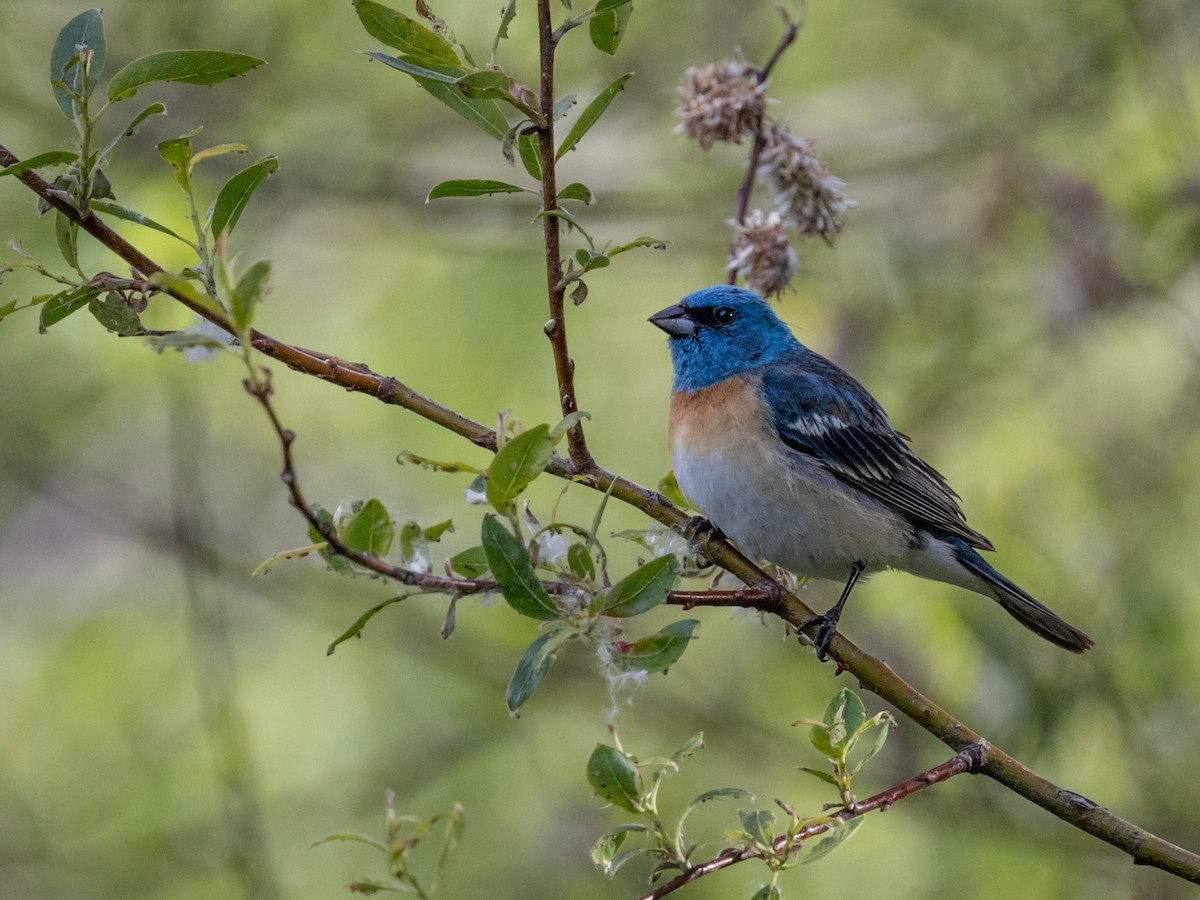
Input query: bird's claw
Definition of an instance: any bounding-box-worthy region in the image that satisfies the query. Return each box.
[798,611,838,661]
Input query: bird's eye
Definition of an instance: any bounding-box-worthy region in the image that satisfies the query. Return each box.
[714,307,738,326]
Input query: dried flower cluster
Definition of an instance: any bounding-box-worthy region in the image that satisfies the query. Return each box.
[676,58,766,150]
[727,209,797,298]
[759,124,856,244]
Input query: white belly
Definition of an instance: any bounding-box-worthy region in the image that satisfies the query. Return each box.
[673,446,914,580]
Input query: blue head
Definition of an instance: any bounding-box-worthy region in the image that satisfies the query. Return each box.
[649,285,802,392]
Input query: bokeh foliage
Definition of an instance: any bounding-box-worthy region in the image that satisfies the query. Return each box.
[1,0,1199,898]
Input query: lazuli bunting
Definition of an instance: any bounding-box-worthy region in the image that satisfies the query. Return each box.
[650,285,1093,658]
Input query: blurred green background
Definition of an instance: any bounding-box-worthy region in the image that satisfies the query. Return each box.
[2,1,1199,897]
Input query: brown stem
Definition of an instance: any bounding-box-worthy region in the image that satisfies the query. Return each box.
[4,139,1199,883]
[642,746,985,899]
[536,0,592,471]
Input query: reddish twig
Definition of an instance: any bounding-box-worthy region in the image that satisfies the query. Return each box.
[642,745,985,899]
[536,0,592,472]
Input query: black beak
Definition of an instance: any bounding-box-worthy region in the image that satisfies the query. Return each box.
[648,304,695,337]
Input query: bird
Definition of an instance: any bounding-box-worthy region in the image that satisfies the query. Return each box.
[649,284,1093,659]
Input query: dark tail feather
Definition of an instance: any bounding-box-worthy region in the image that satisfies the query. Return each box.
[954,545,1094,653]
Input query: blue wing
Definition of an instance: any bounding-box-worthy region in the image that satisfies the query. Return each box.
[761,350,994,551]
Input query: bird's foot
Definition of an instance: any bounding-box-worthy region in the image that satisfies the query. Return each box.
[798,611,839,661]
[682,516,726,566]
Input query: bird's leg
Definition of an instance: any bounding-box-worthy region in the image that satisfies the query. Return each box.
[799,561,865,660]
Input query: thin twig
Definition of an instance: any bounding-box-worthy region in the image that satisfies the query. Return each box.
[536,0,592,471]
[642,745,984,899]
[4,139,1200,884]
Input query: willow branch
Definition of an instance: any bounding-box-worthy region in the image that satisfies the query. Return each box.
[643,745,985,899]
[4,139,1199,883]
[536,0,591,471]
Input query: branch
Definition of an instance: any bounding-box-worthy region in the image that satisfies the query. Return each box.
[536,0,592,471]
[4,139,1199,884]
[727,13,801,284]
[642,745,985,899]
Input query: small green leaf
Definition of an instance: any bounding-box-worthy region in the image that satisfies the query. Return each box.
[506,627,567,713]
[608,235,668,256]
[396,451,484,475]
[797,817,863,865]
[416,80,512,140]
[590,824,650,875]
[809,723,836,759]
[688,786,755,808]
[610,618,699,674]
[850,715,894,775]
[558,182,593,204]
[208,156,279,238]
[91,199,194,247]
[53,212,78,270]
[517,131,541,180]
[552,94,576,120]
[310,832,389,853]
[549,411,590,443]
[354,0,459,66]
[230,259,269,332]
[596,555,676,617]
[557,73,632,159]
[107,50,265,102]
[493,0,518,51]
[480,515,558,620]
[672,732,705,762]
[0,151,78,177]
[364,50,458,82]
[88,291,142,335]
[449,545,489,578]
[427,179,528,201]
[188,142,249,174]
[567,543,595,580]
[157,129,200,192]
[658,470,691,509]
[39,284,101,332]
[589,0,633,55]
[51,9,106,117]
[339,498,394,557]
[93,102,167,170]
[148,269,225,318]
[824,688,866,746]
[586,744,641,813]
[326,595,405,654]
[485,424,552,511]
[797,766,839,786]
[738,808,777,848]
[456,70,510,99]
[423,519,454,542]
[750,885,782,900]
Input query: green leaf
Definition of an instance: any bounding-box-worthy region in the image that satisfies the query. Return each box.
[548,410,590,443]
[396,451,484,475]
[456,70,510,99]
[427,179,528,201]
[39,284,101,333]
[596,555,676,617]
[354,0,459,66]
[586,744,641,813]
[339,498,394,557]
[553,94,576,120]
[608,235,668,256]
[517,132,541,180]
[590,824,650,875]
[567,543,595,580]
[88,291,142,335]
[797,817,863,865]
[750,885,781,900]
[480,515,558,620]
[188,142,249,174]
[688,786,755,808]
[310,832,389,853]
[850,715,894,775]
[147,269,225,318]
[325,595,405,655]
[91,199,194,247]
[208,155,279,238]
[558,182,593,204]
[609,618,699,674]
[557,73,632,159]
[824,688,866,748]
[53,212,78,270]
[157,129,200,192]
[672,731,705,762]
[0,151,78,177]
[506,627,568,713]
[51,9,106,117]
[364,50,458,82]
[107,50,266,102]
[230,259,270,332]
[589,0,633,56]
[93,102,167,170]
[423,519,454,542]
[738,808,776,847]
[658,470,691,509]
[809,723,836,759]
[485,424,552,511]
[798,766,839,786]
[449,545,489,578]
